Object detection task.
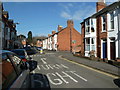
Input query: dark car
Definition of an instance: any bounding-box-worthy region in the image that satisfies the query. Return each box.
[11,49,30,62]
[0,50,37,89]
[23,47,37,55]
[0,50,50,89]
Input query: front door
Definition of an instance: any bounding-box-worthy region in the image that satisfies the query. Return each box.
[103,42,107,59]
[110,42,116,60]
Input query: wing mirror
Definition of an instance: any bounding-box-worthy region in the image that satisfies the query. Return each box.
[27,60,37,72]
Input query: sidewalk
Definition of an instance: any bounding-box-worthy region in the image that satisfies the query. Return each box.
[56,51,120,76]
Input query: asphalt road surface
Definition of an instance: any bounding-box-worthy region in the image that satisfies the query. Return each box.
[30,52,120,88]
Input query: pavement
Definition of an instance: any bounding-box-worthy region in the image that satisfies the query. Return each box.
[53,51,120,77]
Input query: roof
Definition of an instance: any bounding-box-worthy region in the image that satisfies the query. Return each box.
[0,50,12,54]
[92,1,120,18]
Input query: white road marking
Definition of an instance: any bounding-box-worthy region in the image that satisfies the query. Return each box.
[41,58,47,64]
[66,71,87,82]
[47,73,63,85]
[37,65,41,70]
[33,71,35,74]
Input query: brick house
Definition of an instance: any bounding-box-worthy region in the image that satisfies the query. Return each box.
[57,20,81,52]
[81,0,120,61]
[1,3,18,50]
[42,20,82,52]
[92,1,120,61]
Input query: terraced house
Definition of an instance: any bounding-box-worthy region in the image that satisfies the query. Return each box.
[42,20,82,52]
[0,3,18,50]
[81,0,120,61]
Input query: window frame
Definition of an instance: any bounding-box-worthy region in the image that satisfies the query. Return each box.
[110,11,114,30]
[101,15,106,32]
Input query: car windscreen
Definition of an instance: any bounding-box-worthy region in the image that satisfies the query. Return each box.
[12,50,25,56]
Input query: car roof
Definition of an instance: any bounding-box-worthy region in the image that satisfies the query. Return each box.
[11,49,25,51]
[0,50,12,54]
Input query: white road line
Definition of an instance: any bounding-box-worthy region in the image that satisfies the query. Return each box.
[41,58,47,64]
[66,71,87,82]
[33,71,35,74]
[37,65,41,70]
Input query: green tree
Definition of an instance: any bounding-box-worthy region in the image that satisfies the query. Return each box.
[27,31,32,44]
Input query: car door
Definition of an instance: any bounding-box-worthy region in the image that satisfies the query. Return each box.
[2,53,18,89]
[7,52,30,88]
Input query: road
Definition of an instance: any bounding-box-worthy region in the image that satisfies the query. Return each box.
[30,51,119,88]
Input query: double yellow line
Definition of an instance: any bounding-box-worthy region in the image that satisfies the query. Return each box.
[59,55,119,79]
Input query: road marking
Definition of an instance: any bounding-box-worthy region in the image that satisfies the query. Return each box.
[59,55,119,79]
[66,71,87,82]
[41,58,47,64]
[47,73,63,85]
[32,71,35,74]
[37,65,41,70]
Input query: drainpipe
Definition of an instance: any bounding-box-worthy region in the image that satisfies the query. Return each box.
[118,5,120,58]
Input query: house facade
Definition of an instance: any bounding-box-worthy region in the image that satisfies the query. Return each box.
[84,18,97,57]
[81,0,120,61]
[1,5,18,50]
[42,20,82,52]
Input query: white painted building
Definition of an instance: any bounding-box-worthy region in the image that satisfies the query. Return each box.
[47,36,52,50]
[52,34,58,51]
[42,38,48,50]
[107,4,120,60]
[84,18,97,57]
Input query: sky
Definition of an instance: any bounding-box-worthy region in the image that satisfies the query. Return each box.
[3,1,117,37]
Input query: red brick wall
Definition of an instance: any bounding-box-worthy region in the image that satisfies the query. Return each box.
[96,15,108,58]
[57,27,71,51]
[96,1,106,12]
[57,27,81,52]
[81,22,85,54]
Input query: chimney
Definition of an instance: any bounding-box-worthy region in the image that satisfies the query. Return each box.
[48,34,51,37]
[58,25,63,32]
[67,20,74,28]
[96,0,106,12]
[52,31,56,35]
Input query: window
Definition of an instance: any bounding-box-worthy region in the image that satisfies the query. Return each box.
[91,27,95,32]
[85,38,90,51]
[110,12,114,30]
[85,20,90,34]
[102,15,106,32]
[91,38,95,50]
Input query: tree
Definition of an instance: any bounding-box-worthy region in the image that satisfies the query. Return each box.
[27,31,32,44]
[32,35,47,45]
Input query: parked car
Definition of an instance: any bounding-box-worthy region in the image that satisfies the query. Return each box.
[0,50,50,89]
[11,49,30,62]
[23,47,37,55]
[0,50,37,89]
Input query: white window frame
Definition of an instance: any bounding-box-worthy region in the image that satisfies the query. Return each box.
[102,15,106,32]
[110,11,114,30]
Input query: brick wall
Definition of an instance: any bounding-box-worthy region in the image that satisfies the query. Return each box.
[57,20,81,52]
[81,22,85,54]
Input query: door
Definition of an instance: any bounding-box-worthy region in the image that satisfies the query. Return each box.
[110,42,116,60]
[103,42,107,59]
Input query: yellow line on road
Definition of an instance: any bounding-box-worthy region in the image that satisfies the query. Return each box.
[59,55,119,79]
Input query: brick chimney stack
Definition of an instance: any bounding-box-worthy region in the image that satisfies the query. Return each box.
[58,25,63,32]
[67,20,74,28]
[96,0,106,12]
[52,31,56,35]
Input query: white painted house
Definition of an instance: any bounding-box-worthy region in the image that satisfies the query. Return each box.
[107,2,120,60]
[52,34,58,51]
[84,18,97,57]
[42,38,48,50]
